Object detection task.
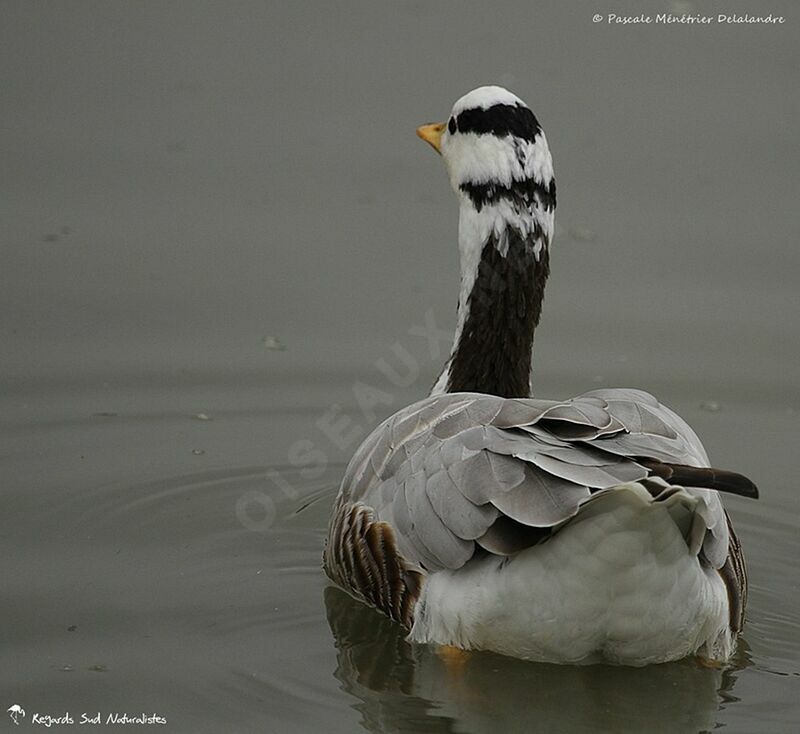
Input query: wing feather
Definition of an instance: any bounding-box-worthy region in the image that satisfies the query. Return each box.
[333,389,755,596]
[446,450,525,505]
[526,453,648,488]
[491,464,590,526]
[403,472,473,569]
[424,468,499,540]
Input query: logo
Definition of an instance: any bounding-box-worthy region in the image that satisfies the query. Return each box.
[7,704,26,725]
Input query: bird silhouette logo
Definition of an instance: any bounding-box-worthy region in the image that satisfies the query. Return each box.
[7,704,25,725]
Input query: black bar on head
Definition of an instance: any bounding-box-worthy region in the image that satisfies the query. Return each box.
[455,103,542,141]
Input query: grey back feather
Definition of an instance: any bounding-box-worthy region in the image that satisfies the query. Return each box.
[339,388,727,573]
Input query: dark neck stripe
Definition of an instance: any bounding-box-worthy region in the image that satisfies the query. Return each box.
[460,177,556,213]
[447,229,550,398]
[455,103,541,142]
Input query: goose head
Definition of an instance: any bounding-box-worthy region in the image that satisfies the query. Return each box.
[417,85,555,260]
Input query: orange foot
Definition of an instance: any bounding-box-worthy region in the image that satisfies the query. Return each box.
[695,654,725,670]
[436,644,471,677]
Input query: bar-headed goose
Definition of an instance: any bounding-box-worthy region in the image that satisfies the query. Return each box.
[323,86,757,666]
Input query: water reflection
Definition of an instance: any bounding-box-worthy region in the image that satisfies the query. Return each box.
[325,586,747,734]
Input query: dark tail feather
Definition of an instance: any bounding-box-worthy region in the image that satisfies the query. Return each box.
[638,459,759,499]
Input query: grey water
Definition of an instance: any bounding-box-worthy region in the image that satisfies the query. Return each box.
[2,1,798,732]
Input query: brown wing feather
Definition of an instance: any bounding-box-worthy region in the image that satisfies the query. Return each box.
[323,500,424,630]
[718,510,748,634]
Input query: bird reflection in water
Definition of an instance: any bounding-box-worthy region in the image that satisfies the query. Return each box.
[324,586,749,734]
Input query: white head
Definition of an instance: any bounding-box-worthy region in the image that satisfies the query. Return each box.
[417,85,555,258]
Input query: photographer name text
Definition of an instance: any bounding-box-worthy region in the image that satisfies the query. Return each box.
[593,13,785,25]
